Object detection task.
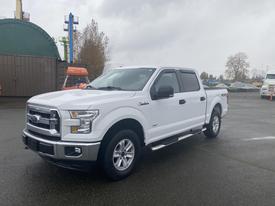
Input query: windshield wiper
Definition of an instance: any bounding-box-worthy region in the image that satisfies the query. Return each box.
[96,86,124,91]
[85,85,97,90]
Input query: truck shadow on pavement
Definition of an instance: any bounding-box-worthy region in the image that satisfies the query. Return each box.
[25,133,212,185]
[20,133,223,206]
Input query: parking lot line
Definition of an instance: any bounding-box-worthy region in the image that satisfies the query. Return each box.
[244,136,275,141]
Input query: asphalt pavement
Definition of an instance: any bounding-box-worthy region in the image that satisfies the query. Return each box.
[0,93,275,206]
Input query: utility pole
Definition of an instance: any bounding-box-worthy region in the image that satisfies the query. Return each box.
[15,0,23,20]
[14,0,30,21]
[64,13,79,63]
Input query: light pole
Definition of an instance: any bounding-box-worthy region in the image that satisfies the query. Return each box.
[64,13,79,63]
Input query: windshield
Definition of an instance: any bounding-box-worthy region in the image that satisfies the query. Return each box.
[65,76,89,87]
[88,68,156,91]
[266,74,275,79]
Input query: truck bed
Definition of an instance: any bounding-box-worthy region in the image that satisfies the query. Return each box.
[205,88,228,122]
[205,87,228,90]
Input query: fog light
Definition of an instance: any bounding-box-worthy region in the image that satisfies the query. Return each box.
[75,147,81,154]
[65,146,82,156]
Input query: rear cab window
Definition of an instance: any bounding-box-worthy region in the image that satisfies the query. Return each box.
[179,71,200,92]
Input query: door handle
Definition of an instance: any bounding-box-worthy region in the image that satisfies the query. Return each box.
[200,97,206,101]
[179,99,186,104]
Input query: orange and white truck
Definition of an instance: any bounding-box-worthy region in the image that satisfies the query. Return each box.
[62,67,90,90]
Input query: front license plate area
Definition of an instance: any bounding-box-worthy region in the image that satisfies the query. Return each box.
[28,138,39,151]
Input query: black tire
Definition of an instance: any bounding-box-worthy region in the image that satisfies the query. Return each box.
[261,95,265,99]
[204,108,221,138]
[99,129,141,181]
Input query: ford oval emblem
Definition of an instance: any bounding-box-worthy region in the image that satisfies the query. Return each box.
[30,115,40,124]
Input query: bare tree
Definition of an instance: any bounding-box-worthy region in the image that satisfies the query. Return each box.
[218,75,224,81]
[225,52,249,81]
[74,19,109,80]
[200,71,209,80]
[251,68,265,80]
[73,31,82,63]
[209,74,216,80]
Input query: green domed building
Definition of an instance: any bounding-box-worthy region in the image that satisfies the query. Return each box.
[0,19,62,96]
[0,19,60,59]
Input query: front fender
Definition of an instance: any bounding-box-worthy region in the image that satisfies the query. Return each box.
[93,107,149,141]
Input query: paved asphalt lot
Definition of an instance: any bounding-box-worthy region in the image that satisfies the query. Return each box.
[0,92,275,206]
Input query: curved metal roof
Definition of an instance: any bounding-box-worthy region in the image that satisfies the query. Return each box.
[0,19,60,59]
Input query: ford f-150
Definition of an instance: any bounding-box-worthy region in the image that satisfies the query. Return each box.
[23,66,228,180]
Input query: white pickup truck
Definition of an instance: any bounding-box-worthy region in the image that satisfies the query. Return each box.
[22,66,228,180]
[260,70,275,98]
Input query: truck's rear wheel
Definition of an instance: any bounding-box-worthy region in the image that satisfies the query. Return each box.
[204,108,221,138]
[99,129,141,180]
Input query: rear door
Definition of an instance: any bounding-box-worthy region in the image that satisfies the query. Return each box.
[177,70,206,129]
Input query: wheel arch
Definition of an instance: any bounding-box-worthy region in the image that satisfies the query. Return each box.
[206,98,223,124]
[98,118,146,159]
[214,103,222,115]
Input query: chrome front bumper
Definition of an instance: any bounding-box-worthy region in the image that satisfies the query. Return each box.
[22,129,100,161]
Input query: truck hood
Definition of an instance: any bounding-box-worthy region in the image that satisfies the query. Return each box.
[264,79,275,85]
[28,89,136,110]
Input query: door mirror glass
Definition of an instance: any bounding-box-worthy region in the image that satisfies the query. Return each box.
[155,85,174,99]
[150,70,179,100]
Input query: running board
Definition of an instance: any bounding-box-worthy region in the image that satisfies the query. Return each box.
[151,128,206,151]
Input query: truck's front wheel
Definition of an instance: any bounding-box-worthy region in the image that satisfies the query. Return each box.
[204,108,221,138]
[99,129,141,180]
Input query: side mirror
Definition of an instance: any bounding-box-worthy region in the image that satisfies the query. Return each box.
[155,86,174,99]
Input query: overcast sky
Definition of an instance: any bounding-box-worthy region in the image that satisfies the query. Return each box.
[1,0,275,75]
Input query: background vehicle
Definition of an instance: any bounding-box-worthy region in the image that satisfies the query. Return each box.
[228,82,259,92]
[22,66,228,180]
[260,70,275,98]
[62,67,90,90]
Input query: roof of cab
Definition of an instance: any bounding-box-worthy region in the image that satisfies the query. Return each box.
[112,65,195,72]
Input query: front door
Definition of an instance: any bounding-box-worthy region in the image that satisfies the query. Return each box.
[147,69,187,143]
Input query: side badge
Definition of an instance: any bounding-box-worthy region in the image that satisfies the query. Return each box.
[139,102,149,106]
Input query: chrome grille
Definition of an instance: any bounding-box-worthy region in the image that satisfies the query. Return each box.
[27,105,60,140]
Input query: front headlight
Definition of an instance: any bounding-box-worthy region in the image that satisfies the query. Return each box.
[69,110,99,134]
